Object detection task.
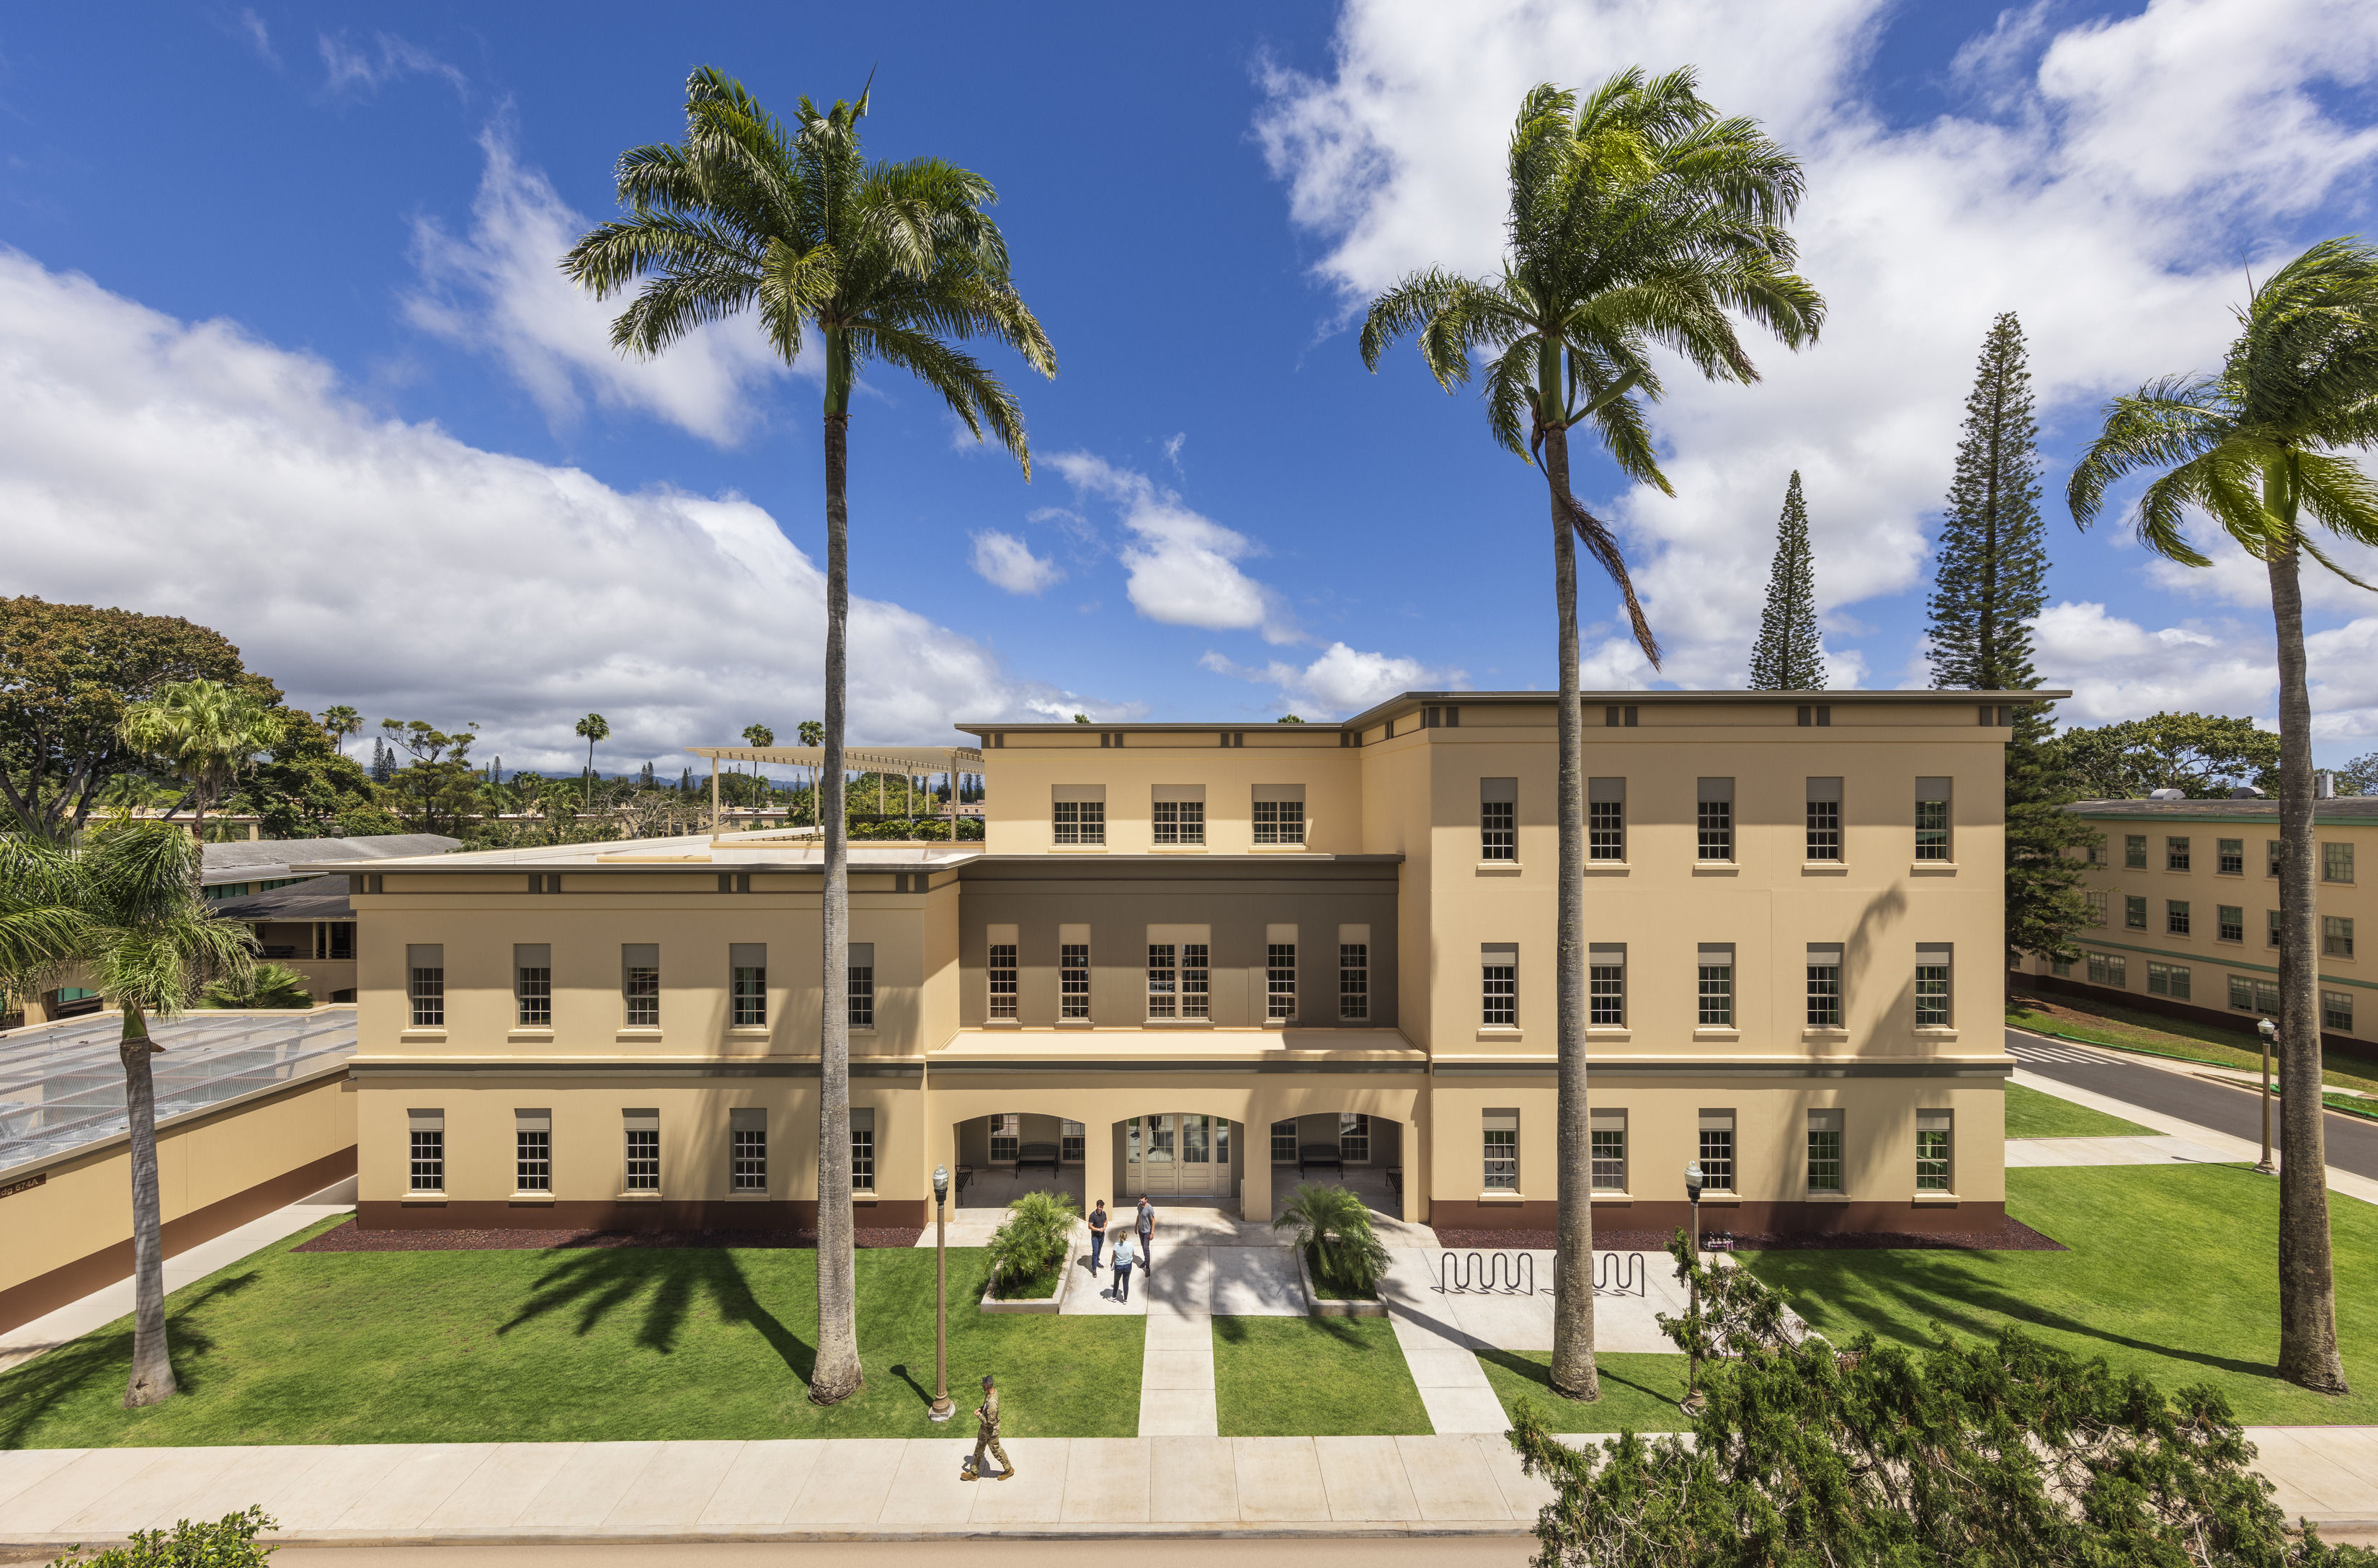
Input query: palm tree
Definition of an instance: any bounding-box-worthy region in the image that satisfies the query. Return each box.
[574,713,610,812]
[2068,237,2378,1395]
[319,706,363,757]
[1359,69,1822,1402]
[1273,1183,1391,1296]
[0,821,255,1406]
[564,68,1054,1404]
[120,680,282,871]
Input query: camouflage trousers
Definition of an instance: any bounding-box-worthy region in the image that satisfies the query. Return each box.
[971,1434,1011,1475]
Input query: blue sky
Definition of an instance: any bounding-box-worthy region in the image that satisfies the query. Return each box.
[4,1,2378,774]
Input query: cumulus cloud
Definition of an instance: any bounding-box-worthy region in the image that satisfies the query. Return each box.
[1201,642,1463,716]
[405,131,795,446]
[1255,0,2378,693]
[0,251,1100,772]
[969,530,1065,594]
[2031,602,2274,725]
[1049,453,1299,643]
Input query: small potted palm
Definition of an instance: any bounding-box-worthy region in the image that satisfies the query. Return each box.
[979,1190,1081,1314]
[1275,1183,1391,1315]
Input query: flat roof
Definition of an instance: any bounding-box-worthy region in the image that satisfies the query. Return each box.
[0,1009,357,1176]
[314,830,990,873]
[688,744,983,770]
[2070,797,2378,821]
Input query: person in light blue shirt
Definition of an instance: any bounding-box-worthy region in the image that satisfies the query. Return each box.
[1108,1229,1137,1303]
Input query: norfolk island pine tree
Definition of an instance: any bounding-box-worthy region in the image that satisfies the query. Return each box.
[1359,68,1822,1400]
[2069,239,2378,1395]
[1928,313,2093,965]
[1747,471,1824,690]
[564,69,1054,1404]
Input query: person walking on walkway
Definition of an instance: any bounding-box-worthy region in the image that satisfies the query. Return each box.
[1134,1195,1154,1274]
[963,1373,1012,1482]
[1109,1229,1136,1303]
[1087,1199,1108,1272]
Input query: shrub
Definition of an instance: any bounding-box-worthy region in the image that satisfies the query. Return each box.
[47,1507,276,1566]
[201,963,312,1010]
[986,1189,1079,1298]
[1508,1232,2376,1567]
[1273,1183,1389,1296]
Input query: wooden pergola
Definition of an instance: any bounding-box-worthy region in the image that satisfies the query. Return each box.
[685,744,987,835]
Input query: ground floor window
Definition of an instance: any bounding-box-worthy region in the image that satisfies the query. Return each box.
[851,1108,876,1193]
[1339,1112,1370,1163]
[2049,953,2072,977]
[624,1111,660,1192]
[2086,952,2127,988]
[1589,1110,1623,1191]
[2147,961,2191,1001]
[515,1110,551,1192]
[1483,1108,1517,1191]
[409,1119,444,1192]
[1271,1119,1297,1163]
[1807,1109,1843,1194]
[731,1108,766,1193]
[2325,990,2355,1033]
[1916,1110,1952,1192]
[1061,1119,1086,1163]
[989,1112,1020,1163]
[2230,975,2282,1015]
[1698,1109,1735,1192]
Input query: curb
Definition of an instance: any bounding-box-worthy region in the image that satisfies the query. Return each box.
[1296,1243,1388,1317]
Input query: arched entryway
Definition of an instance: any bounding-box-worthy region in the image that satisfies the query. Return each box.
[1268,1111,1405,1221]
[951,1111,1087,1211]
[1117,1113,1243,1202]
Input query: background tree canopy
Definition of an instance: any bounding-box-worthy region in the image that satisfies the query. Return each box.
[2054,712,2281,799]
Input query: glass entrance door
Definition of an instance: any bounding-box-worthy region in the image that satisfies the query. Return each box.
[1123,1114,1234,1196]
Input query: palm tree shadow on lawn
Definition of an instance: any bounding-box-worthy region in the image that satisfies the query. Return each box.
[1474,1345,1677,1407]
[0,1272,256,1447]
[498,1248,814,1381]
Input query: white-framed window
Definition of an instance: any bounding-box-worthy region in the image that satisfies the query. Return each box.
[731,1108,766,1192]
[989,1112,1020,1164]
[2167,836,2191,872]
[2088,952,2128,988]
[2168,899,2191,936]
[1915,778,1952,861]
[515,944,551,1026]
[623,1109,660,1192]
[1806,778,1843,861]
[850,1107,876,1192]
[1271,1119,1298,1163]
[2325,990,2355,1032]
[1267,943,1296,1020]
[987,941,1018,1018]
[408,945,444,1028]
[2326,916,2356,958]
[1589,1108,1624,1191]
[1590,943,1624,1025]
[1061,1119,1086,1163]
[2085,889,2109,926]
[1698,1108,1736,1192]
[1483,1108,1518,1192]
[1180,943,1210,1017]
[1697,943,1734,1026]
[2219,905,2245,943]
[1339,943,1369,1020]
[1807,1108,1843,1194]
[1807,943,1843,1026]
[1916,1110,1952,1191]
[1697,779,1734,861]
[2326,842,2356,883]
[847,943,875,1029]
[1054,786,1105,845]
[2219,838,2245,875]
[2270,909,2283,948]
[1147,945,1177,1017]
[1154,788,1206,845]
[622,943,659,1028]
[1915,943,1951,1026]
[1339,1112,1370,1162]
[408,1108,443,1191]
[1254,785,1306,845]
[1589,778,1624,861]
[1481,778,1517,860]
[1482,943,1517,1025]
[731,943,766,1027]
[1060,940,1090,1018]
[2147,961,2191,1000]
[515,1108,551,1192]
[2127,834,2148,869]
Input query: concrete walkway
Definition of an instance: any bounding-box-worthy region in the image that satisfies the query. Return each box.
[0,1175,357,1375]
[2005,1133,2240,1167]
[2011,1067,2378,1207]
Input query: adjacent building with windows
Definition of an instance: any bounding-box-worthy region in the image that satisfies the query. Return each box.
[2026,796,2378,1049]
[337,691,2024,1237]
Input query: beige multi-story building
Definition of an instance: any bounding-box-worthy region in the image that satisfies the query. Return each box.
[336,690,2033,1238]
[2026,796,2378,1050]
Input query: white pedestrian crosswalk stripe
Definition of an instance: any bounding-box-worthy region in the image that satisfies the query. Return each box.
[2008,1037,2111,1065]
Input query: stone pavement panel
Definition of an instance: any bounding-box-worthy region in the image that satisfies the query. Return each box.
[1148,1435,1240,1522]
[1315,1435,1422,1522]
[966,1438,1071,1523]
[886,1438,979,1523]
[513,1441,664,1529]
[0,1447,176,1534]
[1209,1249,1304,1314]
[784,1438,906,1525]
[1139,1244,1216,1437]
[2005,1134,2238,1167]
[52,1448,243,1537]
[325,1444,492,1533]
[1057,1438,1151,1523]
[1396,1433,1515,1522]
[603,1440,742,1529]
[1232,1436,1330,1524]
[422,1442,577,1529]
[697,1439,819,1528]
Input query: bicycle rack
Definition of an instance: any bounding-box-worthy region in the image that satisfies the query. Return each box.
[1437,1250,1536,1296]
[1594,1250,1647,1297]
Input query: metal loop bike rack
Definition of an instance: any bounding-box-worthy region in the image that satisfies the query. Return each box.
[1437,1250,1536,1296]
[1594,1250,1647,1297]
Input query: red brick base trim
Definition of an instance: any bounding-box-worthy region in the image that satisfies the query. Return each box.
[0,1145,357,1335]
[355,1198,930,1231]
[1429,1196,2007,1235]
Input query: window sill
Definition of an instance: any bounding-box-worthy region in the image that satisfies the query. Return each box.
[1149,846,1209,853]
[1697,1191,1740,1203]
[1913,1027,1960,1041]
[1476,861,1523,875]
[981,1019,1023,1029]
[852,1026,878,1036]
[1691,863,1740,876]
[725,1191,772,1201]
[616,1191,665,1200]
[1590,1190,1630,1201]
[726,1025,770,1038]
[506,1028,553,1043]
[1475,1192,1525,1202]
[509,1193,556,1204]
[1476,1026,1523,1041]
[1802,862,1847,875]
[1802,1028,1850,1042]
[1911,1192,1961,1204]
[1910,862,1958,874]
[1249,844,1311,852]
[1056,1018,1095,1028]
[403,1192,447,1201]
[1586,1027,1632,1040]
[1048,845,1109,853]
[399,1029,447,1043]
[1583,861,1629,876]
[1143,1017,1214,1027]
[616,1028,664,1043]
[1804,1192,1851,1202]
[1693,1028,1740,1041]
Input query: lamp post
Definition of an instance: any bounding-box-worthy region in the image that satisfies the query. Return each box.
[1682,1159,1706,1413]
[929,1164,953,1422]
[2256,1017,2278,1175]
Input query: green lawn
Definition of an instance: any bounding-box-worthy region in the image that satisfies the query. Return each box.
[1474,1350,1689,1433]
[1747,1164,2378,1426]
[2009,986,2378,1095]
[1212,1316,1431,1435]
[2003,1081,2153,1139]
[0,1218,1142,1449]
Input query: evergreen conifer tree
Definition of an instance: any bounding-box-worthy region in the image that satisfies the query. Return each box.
[1747,471,1824,689]
[1927,312,2090,962]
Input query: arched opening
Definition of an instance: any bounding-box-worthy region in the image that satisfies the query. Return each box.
[1265,1111,1405,1222]
[1115,1113,1244,1207]
[950,1111,1087,1211]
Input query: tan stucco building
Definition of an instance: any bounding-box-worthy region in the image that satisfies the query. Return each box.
[336,690,2028,1237]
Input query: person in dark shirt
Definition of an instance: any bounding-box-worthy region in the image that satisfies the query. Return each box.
[1134,1196,1154,1273]
[1087,1199,1108,1272]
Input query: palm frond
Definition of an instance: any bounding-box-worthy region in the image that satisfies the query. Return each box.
[2067,378,2230,526]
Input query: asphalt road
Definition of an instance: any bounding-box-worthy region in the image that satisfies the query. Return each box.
[2006,1027,2378,1181]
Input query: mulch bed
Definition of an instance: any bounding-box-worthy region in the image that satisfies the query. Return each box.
[1433,1219,2065,1253]
[294,1222,924,1253]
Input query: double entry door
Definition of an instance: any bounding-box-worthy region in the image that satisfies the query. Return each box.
[1123,1113,1232,1196]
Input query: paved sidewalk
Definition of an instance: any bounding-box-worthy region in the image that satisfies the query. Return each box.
[2010,1068,2378,1207]
[0,1175,357,1375]
[2005,1133,2239,1167]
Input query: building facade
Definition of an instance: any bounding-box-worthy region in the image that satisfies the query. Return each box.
[2023,796,2378,1051]
[339,690,2024,1237]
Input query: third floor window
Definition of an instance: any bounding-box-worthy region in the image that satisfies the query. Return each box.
[1697,779,1734,861]
[1482,778,1517,861]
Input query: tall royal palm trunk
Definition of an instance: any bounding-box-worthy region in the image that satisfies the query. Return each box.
[2268,518,2347,1393]
[810,346,862,1405]
[1541,400,1601,1402]
[119,1001,176,1407]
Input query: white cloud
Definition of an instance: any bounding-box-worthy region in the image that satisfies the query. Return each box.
[234,9,277,66]
[969,530,1064,594]
[1050,453,1299,643]
[1255,0,2378,694]
[1201,641,1462,716]
[317,31,467,97]
[2032,601,2273,724]
[0,251,1096,772]
[404,131,795,446]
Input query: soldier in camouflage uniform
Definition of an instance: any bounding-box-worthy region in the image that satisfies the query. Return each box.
[963,1373,1013,1480]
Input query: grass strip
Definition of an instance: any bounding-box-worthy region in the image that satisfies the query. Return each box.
[2008,987,2378,1095]
[2003,1081,2153,1139]
[1473,1350,1690,1433]
[1212,1315,1430,1435]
